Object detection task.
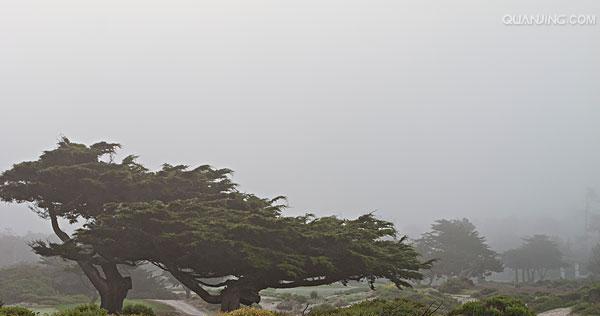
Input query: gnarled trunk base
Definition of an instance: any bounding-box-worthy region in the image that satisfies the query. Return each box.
[100,275,132,314]
[220,287,241,312]
[220,285,261,312]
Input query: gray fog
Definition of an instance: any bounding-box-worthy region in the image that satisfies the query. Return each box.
[1,0,599,249]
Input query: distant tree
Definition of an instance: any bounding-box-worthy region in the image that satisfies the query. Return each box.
[588,243,600,278]
[415,218,502,281]
[503,235,563,284]
[69,198,430,312]
[121,266,176,300]
[0,232,45,267]
[0,138,240,313]
[40,257,98,299]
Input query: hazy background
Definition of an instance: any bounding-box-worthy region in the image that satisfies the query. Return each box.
[1,0,599,250]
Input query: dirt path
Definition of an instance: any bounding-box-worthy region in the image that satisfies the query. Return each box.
[537,307,572,316]
[153,300,208,316]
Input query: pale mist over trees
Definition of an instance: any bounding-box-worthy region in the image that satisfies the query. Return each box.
[0,1,599,315]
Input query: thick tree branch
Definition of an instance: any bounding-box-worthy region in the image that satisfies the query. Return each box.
[168,267,223,304]
[50,212,71,242]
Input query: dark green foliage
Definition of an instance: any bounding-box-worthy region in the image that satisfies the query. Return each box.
[0,306,36,316]
[73,197,429,310]
[53,305,107,316]
[449,296,534,316]
[438,278,475,294]
[0,138,246,312]
[308,298,429,316]
[415,219,502,280]
[1,138,428,311]
[122,304,155,316]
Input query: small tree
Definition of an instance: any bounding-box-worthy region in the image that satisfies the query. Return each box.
[589,243,600,278]
[415,218,502,281]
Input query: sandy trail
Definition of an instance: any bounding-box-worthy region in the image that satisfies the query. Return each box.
[153,300,208,316]
[537,307,572,316]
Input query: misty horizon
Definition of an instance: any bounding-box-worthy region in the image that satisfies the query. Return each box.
[2,1,600,252]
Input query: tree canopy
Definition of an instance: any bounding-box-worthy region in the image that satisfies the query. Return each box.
[66,198,430,311]
[0,138,242,312]
[415,218,502,280]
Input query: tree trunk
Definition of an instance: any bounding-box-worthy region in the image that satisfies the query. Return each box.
[514,269,519,286]
[221,286,241,312]
[49,214,131,314]
[99,264,132,314]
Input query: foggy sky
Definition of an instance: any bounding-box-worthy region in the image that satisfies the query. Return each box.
[1,0,599,247]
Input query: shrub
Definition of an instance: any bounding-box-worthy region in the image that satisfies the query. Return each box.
[472,287,498,298]
[308,298,427,316]
[309,304,335,314]
[220,307,279,316]
[277,293,307,304]
[0,306,36,316]
[122,304,155,316]
[275,300,295,311]
[572,302,600,315]
[310,291,319,300]
[438,278,475,294]
[53,304,107,316]
[449,296,534,316]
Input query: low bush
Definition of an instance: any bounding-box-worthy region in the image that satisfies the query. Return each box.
[449,295,534,316]
[572,302,600,315]
[220,307,280,316]
[438,278,475,294]
[0,306,36,316]
[308,304,335,314]
[53,304,107,316]
[308,298,429,316]
[275,300,295,311]
[374,284,458,314]
[472,287,498,298]
[122,304,155,316]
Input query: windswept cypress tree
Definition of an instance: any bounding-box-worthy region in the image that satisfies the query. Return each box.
[0,138,238,313]
[2,138,429,312]
[70,198,429,311]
